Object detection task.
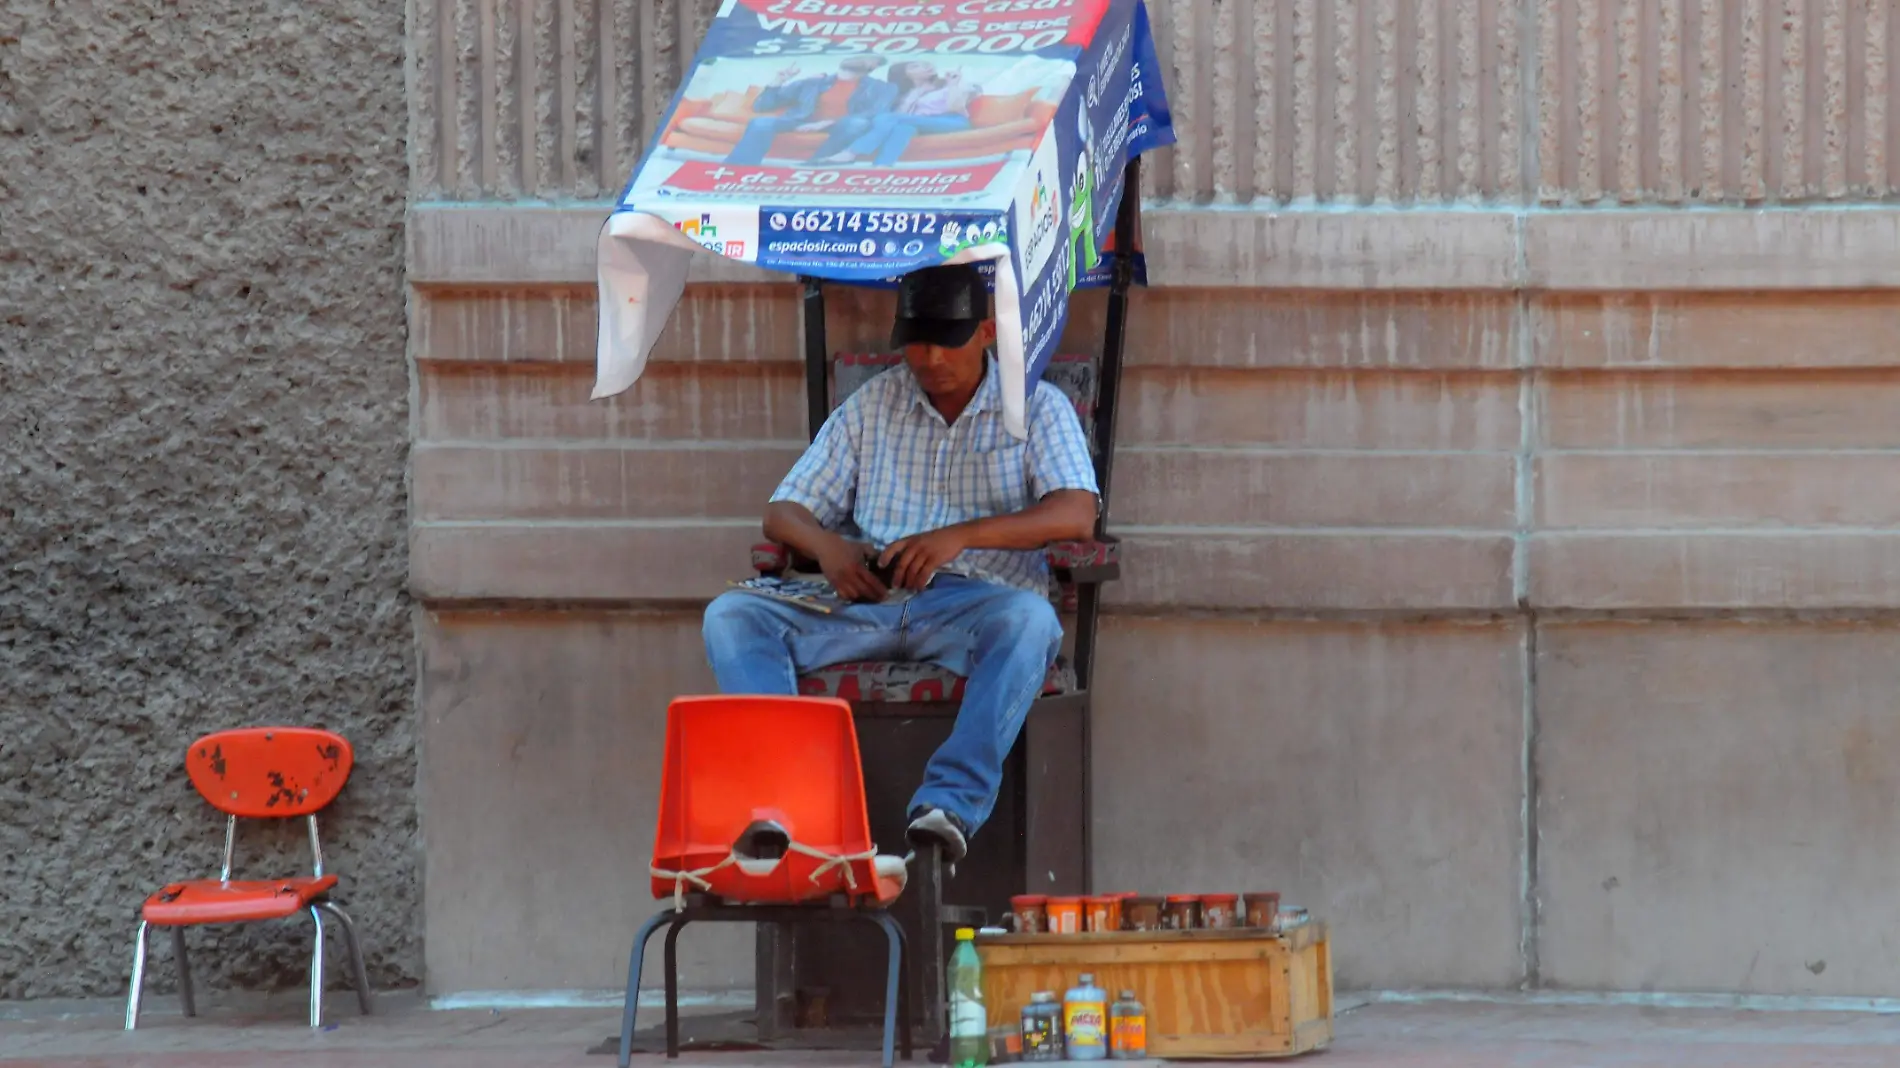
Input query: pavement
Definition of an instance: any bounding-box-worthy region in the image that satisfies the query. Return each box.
[6,992,1900,1067]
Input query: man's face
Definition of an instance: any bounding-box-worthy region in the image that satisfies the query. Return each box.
[840,59,879,80]
[903,320,995,399]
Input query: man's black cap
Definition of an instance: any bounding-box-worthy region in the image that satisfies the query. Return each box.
[890,262,990,349]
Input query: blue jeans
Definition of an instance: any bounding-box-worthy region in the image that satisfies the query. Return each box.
[726,115,798,165]
[702,575,1061,836]
[806,115,877,160]
[844,113,973,166]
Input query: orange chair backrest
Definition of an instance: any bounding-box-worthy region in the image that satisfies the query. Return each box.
[184,728,354,818]
[651,696,874,901]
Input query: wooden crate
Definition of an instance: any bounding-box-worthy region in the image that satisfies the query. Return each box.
[975,923,1333,1059]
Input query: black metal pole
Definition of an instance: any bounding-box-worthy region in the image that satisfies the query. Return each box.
[1090,158,1141,533]
[1072,157,1142,690]
[1069,159,1142,900]
[801,277,830,441]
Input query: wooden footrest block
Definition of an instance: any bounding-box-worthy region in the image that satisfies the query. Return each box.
[975,924,1333,1059]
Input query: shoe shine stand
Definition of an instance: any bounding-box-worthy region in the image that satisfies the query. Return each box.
[749,161,1143,1049]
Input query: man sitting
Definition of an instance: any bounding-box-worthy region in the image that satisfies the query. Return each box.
[701,263,1100,864]
[725,57,895,166]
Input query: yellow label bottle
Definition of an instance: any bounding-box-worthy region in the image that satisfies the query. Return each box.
[1062,973,1108,1060]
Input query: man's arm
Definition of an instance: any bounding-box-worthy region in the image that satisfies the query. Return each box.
[761,399,888,602]
[878,489,1096,591]
[961,489,1097,546]
[763,500,887,602]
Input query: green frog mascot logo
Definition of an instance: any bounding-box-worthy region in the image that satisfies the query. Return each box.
[1065,104,1098,289]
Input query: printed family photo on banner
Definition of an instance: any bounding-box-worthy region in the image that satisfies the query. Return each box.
[631,50,1080,206]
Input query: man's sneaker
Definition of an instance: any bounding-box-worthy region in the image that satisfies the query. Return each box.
[905,806,969,866]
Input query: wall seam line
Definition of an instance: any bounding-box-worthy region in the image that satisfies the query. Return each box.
[1512,202,1541,990]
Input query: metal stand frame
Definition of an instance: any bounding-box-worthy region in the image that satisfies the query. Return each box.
[620,895,913,1068]
[911,839,989,1040]
[765,158,1144,1044]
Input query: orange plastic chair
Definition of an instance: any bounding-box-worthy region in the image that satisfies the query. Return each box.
[620,695,911,1068]
[125,727,374,1030]
[648,694,905,907]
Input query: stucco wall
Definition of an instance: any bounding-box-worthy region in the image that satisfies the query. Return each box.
[0,1,416,997]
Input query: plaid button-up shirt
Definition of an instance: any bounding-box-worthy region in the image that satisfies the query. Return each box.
[770,357,1100,596]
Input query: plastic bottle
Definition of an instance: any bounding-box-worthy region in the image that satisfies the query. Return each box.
[948,928,989,1068]
[1020,991,1063,1061]
[1109,990,1147,1059]
[1062,972,1109,1060]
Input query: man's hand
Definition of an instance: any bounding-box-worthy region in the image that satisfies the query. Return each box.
[773,64,802,85]
[815,535,888,603]
[878,526,970,591]
[796,120,833,132]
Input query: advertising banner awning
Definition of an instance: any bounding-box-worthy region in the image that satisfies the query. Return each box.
[595,0,1175,437]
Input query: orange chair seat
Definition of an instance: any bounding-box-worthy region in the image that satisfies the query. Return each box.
[141,875,339,926]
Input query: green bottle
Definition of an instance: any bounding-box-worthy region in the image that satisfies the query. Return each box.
[948,928,989,1068]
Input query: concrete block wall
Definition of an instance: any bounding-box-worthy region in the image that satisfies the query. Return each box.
[409,0,1900,204]
[405,0,1900,999]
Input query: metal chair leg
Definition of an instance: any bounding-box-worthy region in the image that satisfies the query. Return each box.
[124,921,150,1030]
[894,918,914,1060]
[618,910,677,1068]
[663,918,688,1059]
[171,927,196,1018]
[308,905,327,1029]
[871,911,905,1068]
[315,901,374,1016]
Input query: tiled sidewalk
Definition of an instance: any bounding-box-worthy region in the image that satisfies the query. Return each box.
[7,995,1900,1067]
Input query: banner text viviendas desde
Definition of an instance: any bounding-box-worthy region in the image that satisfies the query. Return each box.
[737,0,1106,54]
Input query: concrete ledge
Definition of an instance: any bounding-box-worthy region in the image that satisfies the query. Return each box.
[411,285,804,365]
[409,203,1900,291]
[1533,293,1900,370]
[1113,450,1518,529]
[410,521,759,602]
[412,522,1900,612]
[1143,208,1521,290]
[1536,453,1900,530]
[415,362,805,442]
[409,285,1900,372]
[412,443,802,521]
[409,520,1517,611]
[1537,370,1900,450]
[1528,532,1900,610]
[1111,531,1517,612]
[1526,210,1900,291]
[407,204,777,286]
